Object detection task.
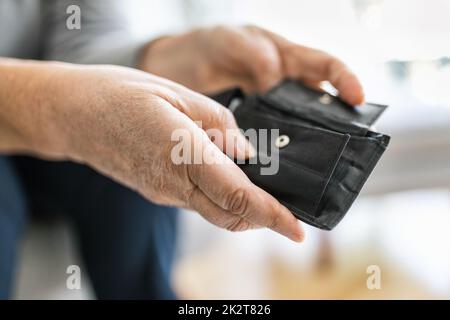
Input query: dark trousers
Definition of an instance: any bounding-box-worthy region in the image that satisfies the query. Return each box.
[0,156,178,299]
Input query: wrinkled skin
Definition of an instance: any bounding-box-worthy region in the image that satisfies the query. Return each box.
[0,25,365,242]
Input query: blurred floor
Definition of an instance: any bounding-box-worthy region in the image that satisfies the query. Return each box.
[12,188,450,299]
[173,189,450,299]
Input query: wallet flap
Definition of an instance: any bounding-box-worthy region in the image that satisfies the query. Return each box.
[262,80,387,135]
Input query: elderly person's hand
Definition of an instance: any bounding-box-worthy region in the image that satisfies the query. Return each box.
[0,59,304,242]
[140,25,364,105]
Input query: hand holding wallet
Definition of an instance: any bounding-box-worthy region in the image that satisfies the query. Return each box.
[211,80,390,230]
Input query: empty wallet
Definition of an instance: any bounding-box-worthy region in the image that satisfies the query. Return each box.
[211,80,390,230]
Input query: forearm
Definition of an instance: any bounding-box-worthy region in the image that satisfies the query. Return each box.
[0,58,69,157]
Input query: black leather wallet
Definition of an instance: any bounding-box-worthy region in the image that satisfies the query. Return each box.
[211,80,390,230]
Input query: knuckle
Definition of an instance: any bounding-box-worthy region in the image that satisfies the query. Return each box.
[256,51,278,69]
[163,90,189,114]
[224,217,251,232]
[226,187,251,216]
[149,84,188,113]
[174,95,190,114]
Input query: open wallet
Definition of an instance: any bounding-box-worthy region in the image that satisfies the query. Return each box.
[211,80,390,230]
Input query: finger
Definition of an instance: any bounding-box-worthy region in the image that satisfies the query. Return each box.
[188,186,261,232]
[187,142,305,242]
[211,26,284,92]
[234,27,284,91]
[156,83,256,160]
[261,28,365,105]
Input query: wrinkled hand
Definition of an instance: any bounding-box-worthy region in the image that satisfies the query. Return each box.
[0,61,304,242]
[140,25,365,105]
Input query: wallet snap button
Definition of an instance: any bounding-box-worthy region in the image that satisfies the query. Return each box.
[228,97,242,113]
[319,93,332,105]
[275,135,290,148]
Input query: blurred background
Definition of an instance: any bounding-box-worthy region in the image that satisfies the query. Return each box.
[14,0,450,299]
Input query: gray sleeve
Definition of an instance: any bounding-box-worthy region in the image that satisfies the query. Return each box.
[41,0,147,67]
